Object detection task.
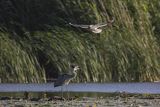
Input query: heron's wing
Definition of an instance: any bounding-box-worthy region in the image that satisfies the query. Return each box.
[58,74,73,80]
[69,23,90,29]
[54,74,72,87]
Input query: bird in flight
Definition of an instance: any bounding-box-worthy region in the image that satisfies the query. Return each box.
[69,17,114,33]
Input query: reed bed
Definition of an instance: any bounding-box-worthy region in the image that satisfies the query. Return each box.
[0,0,160,83]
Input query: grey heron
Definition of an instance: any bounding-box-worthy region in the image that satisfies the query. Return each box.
[69,17,114,33]
[54,64,80,87]
[54,64,80,99]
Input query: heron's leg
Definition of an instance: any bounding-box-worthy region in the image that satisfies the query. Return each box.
[61,85,66,106]
[61,85,64,99]
[66,85,70,100]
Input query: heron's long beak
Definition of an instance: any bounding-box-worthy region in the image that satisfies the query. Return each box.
[76,66,80,71]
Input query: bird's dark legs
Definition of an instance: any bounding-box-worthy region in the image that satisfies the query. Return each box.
[66,85,70,100]
[61,85,64,99]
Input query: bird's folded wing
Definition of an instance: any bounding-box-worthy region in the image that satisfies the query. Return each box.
[69,23,90,28]
[58,74,73,80]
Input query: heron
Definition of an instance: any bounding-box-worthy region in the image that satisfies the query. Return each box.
[69,17,114,33]
[54,64,80,98]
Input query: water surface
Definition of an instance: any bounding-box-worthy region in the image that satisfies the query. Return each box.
[0,82,159,94]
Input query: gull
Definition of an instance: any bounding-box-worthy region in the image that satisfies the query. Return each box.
[69,17,114,33]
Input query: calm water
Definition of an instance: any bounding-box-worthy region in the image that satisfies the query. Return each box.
[0,82,160,94]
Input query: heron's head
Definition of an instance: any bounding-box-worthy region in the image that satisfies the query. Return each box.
[70,64,80,72]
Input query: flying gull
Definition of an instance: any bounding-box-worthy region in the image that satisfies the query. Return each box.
[69,18,114,33]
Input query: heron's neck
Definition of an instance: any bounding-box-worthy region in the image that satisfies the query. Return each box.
[68,68,76,74]
[68,69,77,79]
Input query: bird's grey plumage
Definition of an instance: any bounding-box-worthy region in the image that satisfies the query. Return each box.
[69,17,114,33]
[54,73,76,87]
[54,65,79,87]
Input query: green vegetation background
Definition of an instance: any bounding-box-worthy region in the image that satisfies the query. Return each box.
[0,0,160,83]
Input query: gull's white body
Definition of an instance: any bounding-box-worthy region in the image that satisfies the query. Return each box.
[69,18,114,33]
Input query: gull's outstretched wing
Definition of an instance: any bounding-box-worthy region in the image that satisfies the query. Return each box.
[94,23,108,28]
[95,17,115,28]
[69,23,90,29]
